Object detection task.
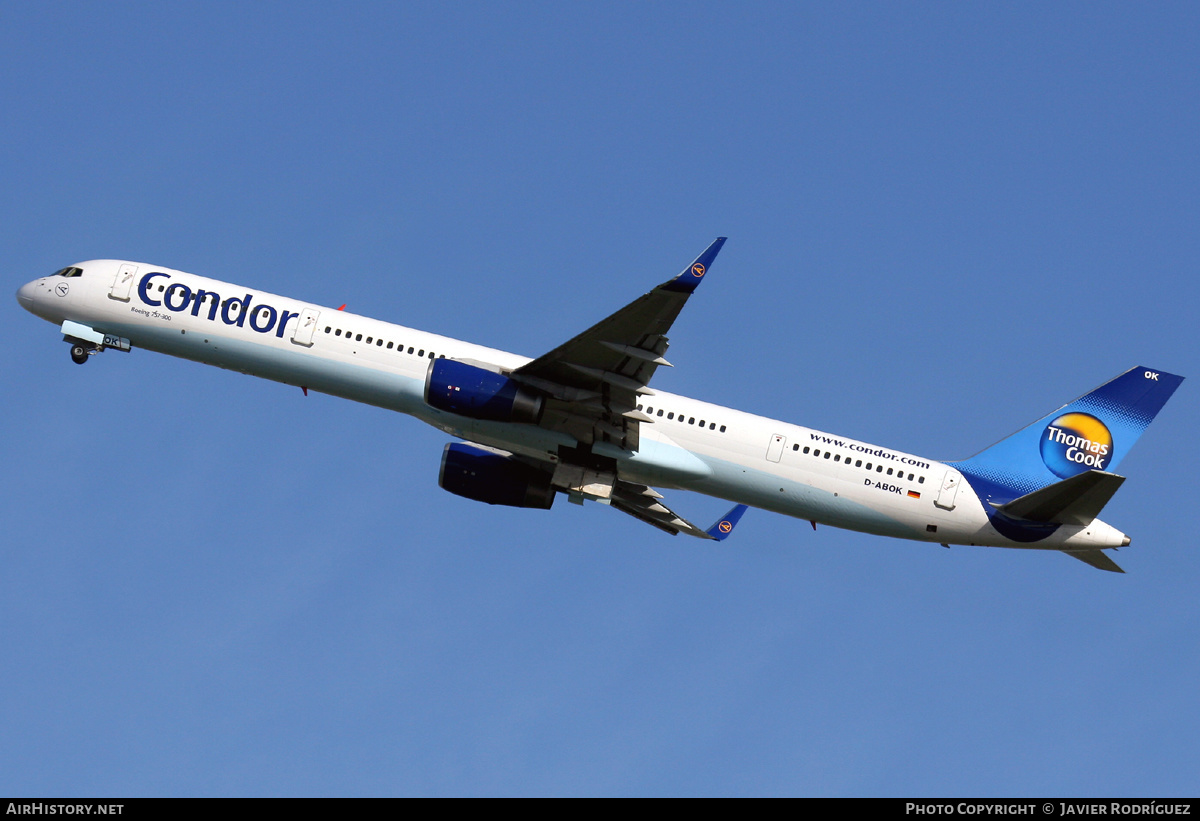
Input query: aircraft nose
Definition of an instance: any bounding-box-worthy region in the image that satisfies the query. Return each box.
[16,280,38,311]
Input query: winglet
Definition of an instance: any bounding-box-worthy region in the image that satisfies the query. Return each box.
[706,503,749,541]
[663,237,727,293]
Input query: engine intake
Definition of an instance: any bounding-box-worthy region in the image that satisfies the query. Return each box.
[438,443,556,509]
[425,359,543,424]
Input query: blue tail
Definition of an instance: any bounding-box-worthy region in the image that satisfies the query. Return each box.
[951,366,1183,504]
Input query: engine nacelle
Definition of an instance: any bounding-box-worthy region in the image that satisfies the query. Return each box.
[425,359,543,424]
[438,443,556,509]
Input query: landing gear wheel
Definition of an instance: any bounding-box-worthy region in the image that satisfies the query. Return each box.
[70,344,90,364]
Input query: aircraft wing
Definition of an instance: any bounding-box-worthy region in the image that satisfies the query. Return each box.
[610,480,747,540]
[451,442,749,541]
[511,238,726,450]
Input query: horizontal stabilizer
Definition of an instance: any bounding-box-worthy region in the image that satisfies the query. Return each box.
[995,470,1125,526]
[1062,549,1125,573]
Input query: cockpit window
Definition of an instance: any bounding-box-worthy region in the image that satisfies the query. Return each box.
[52,267,83,278]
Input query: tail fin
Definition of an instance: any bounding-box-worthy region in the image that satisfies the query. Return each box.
[951,366,1183,501]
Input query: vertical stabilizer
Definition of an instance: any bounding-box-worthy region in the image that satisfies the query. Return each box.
[951,366,1182,502]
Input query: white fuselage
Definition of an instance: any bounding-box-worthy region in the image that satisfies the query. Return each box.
[16,260,1129,552]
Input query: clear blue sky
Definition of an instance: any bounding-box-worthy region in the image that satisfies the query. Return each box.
[3,2,1198,796]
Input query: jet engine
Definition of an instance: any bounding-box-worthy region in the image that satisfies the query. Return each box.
[425,359,543,424]
[438,443,556,509]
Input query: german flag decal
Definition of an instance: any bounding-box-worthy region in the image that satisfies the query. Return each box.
[908,490,921,499]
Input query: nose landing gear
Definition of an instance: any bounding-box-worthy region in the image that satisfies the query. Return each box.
[61,323,131,364]
[70,343,94,364]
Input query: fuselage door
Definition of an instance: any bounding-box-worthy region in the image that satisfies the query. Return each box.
[934,470,960,510]
[291,308,320,346]
[109,263,138,301]
[766,433,786,463]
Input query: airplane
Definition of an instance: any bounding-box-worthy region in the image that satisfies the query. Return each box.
[16,239,1183,572]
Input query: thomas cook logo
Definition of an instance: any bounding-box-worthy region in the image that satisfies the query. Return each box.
[691,263,706,278]
[1040,413,1113,478]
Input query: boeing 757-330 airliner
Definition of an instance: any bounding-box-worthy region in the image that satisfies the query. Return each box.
[16,239,1183,571]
